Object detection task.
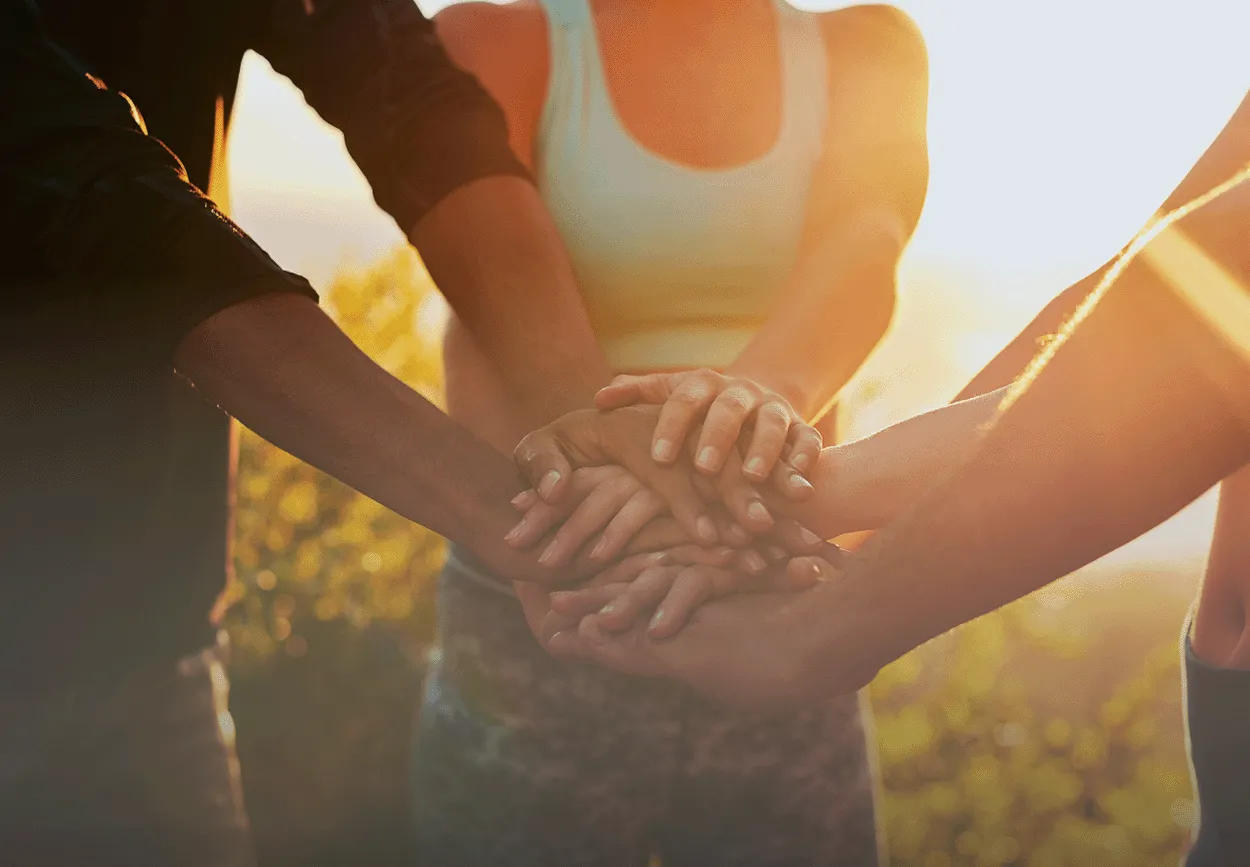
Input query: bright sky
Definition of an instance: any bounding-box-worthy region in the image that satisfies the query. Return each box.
[225,0,1250,569]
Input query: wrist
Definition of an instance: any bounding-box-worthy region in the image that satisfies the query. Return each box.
[723,365,814,419]
[801,443,890,538]
[796,577,896,695]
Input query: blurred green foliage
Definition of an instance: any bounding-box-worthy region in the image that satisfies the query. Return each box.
[224,252,1197,867]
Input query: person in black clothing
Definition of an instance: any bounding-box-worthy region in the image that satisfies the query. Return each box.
[0,0,729,863]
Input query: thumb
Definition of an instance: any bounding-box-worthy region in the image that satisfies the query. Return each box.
[595,373,676,410]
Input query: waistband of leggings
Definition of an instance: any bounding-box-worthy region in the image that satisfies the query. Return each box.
[443,545,518,598]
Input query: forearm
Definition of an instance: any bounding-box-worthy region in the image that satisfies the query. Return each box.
[728,222,899,420]
[174,292,557,582]
[834,267,1250,669]
[782,388,1005,537]
[411,177,614,425]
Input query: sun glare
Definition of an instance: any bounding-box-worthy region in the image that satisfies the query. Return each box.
[224,0,1250,566]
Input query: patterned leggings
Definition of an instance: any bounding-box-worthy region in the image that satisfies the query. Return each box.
[411,550,883,867]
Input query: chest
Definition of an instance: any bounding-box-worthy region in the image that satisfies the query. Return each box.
[591,2,786,170]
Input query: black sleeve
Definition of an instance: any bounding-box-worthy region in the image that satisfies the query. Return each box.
[0,1,316,361]
[248,0,532,233]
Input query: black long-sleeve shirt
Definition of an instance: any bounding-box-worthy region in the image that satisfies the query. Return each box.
[0,0,528,692]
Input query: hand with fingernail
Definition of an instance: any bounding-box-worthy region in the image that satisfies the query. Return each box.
[514,405,733,546]
[542,544,846,645]
[505,458,834,576]
[593,369,823,491]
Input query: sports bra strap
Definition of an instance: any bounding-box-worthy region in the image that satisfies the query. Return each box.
[538,0,591,27]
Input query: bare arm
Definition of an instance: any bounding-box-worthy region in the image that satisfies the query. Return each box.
[252,0,612,429]
[818,91,1250,673]
[425,3,613,425]
[729,6,929,420]
[173,292,588,585]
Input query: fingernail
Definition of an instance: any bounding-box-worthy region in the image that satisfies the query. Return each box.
[696,515,718,543]
[799,526,822,546]
[539,470,562,499]
[791,453,812,473]
[504,520,527,544]
[511,491,533,508]
[538,542,561,566]
[810,561,826,580]
[648,609,667,632]
[744,457,767,478]
[697,447,720,471]
[550,591,575,606]
[599,602,619,616]
[589,537,609,561]
[743,550,767,573]
[652,551,672,566]
[766,545,788,561]
[726,523,750,545]
[789,473,813,492]
[747,501,772,524]
[653,439,675,462]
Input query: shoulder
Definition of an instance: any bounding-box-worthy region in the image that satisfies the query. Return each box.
[816,5,927,74]
[433,1,549,84]
[433,2,550,162]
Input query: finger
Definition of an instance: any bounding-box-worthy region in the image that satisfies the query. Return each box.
[623,518,691,554]
[568,616,663,677]
[504,500,564,550]
[786,555,844,586]
[596,566,677,632]
[768,519,836,557]
[767,456,816,502]
[594,373,675,410]
[692,473,720,504]
[694,383,761,475]
[538,475,640,568]
[787,424,824,478]
[710,506,752,547]
[717,448,773,533]
[514,431,573,503]
[642,466,719,544]
[734,547,770,575]
[665,544,738,567]
[741,402,792,481]
[549,582,630,620]
[511,489,538,512]
[506,466,629,551]
[586,550,673,587]
[651,371,720,465]
[647,567,717,639]
[588,488,666,563]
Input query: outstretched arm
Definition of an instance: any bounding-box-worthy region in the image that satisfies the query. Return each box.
[251,0,613,428]
[2,9,587,588]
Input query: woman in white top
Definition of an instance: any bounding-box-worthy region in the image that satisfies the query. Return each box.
[411,1,929,863]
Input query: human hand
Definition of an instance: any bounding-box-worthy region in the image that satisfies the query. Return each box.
[515,405,799,544]
[544,563,883,710]
[594,369,823,484]
[504,465,666,567]
[546,551,838,641]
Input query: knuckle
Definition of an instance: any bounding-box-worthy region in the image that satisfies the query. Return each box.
[759,402,791,423]
[720,387,756,414]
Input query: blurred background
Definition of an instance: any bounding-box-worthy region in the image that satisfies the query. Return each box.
[216,2,1250,864]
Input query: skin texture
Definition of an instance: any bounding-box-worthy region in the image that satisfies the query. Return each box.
[452,0,929,575]
[537,89,1250,707]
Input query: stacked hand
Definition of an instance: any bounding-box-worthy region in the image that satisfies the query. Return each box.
[500,371,857,707]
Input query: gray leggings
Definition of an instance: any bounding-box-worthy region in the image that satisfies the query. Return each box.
[411,550,882,867]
